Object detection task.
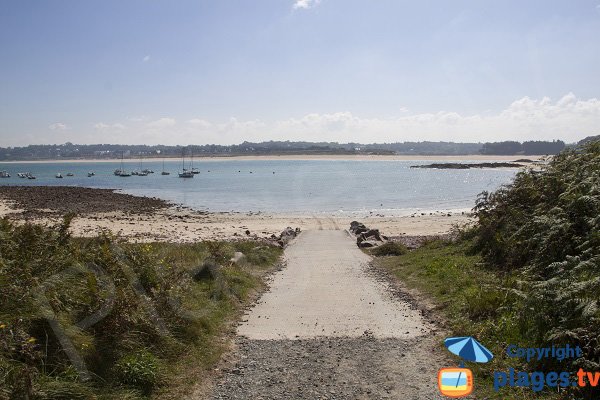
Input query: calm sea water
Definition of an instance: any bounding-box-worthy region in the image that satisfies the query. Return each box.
[0,159,516,215]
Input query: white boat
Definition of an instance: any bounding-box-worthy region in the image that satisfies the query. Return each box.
[161,159,170,175]
[115,151,131,176]
[0,171,9,178]
[134,156,150,176]
[27,174,36,179]
[55,173,63,178]
[178,148,194,178]
[17,172,27,178]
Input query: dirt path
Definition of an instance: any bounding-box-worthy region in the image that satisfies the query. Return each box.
[209,230,447,399]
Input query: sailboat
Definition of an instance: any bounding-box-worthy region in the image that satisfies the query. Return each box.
[161,158,170,175]
[115,151,131,176]
[178,148,194,178]
[141,155,154,174]
[136,155,148,176]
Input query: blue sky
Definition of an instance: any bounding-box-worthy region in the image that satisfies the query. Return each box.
[1,0,599,145]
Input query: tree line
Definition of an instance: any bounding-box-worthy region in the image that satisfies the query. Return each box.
[0,139,586,160]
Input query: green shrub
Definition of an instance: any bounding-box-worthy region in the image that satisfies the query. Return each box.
[472,139,600,397]
[115,352,160,393]
[369,242,408,257]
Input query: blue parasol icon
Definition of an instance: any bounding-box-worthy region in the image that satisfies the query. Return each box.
[444,336,493,363]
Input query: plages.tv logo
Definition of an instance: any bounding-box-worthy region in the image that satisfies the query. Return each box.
[438,336,494,398]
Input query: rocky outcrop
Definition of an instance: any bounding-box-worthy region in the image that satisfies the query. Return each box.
[269,227,301,248]
[349,221,387,248]
[410,162,523,169]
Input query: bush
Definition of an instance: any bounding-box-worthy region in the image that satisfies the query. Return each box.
[472,139,600,397]
[115,352,160,393]
[369,242,408,257]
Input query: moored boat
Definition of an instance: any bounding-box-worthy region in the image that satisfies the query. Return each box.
[178,170,194,178]
[178,148,194,178]
[161,158,170,175]
[0,171,9,178]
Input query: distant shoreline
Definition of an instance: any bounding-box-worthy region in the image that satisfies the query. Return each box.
[0,154,545,164]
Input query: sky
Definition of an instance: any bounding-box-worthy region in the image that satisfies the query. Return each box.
[0,0,599,146]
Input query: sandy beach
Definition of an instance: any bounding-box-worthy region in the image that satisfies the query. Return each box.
[0,186,471,242]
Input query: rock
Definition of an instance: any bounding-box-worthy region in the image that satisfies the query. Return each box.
[349,221,368,234]
[273,227,301,248]
[358,240,379,248]
[363,229,383,241]
[230,252,246,264]
[350,221,362,230]
[354,226,368,234]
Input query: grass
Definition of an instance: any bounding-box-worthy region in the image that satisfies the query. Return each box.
[374,239,563,400]
[0,218,283,400]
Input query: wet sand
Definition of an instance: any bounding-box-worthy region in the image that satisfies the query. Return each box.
[0,186,472,242]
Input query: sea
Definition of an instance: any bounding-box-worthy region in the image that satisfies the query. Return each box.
[0,159,517,216]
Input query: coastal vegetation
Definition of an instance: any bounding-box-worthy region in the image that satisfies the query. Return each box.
[375,139,599,399]
[0,218,282,399]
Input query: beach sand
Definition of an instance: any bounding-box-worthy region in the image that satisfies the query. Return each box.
[0,186,472,242]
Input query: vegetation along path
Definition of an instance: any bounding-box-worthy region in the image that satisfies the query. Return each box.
[209,230,446,399]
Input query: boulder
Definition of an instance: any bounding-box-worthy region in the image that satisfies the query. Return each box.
[230,251,246,264]
[350,221,362,230]
[358,240,379,248]
[276,227,301,247]
[363,229,383,241]
[354,226,368,234]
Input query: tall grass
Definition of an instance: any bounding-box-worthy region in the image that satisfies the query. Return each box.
[0,218,282,400]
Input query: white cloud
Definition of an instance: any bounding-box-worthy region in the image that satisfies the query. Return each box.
[293,0,321,10]
[32,94,600,146]
[49,122,68,131]
[142,55,150,62]
[188,118,212,128]
[146,117,176,128]
[94,122,125,130]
